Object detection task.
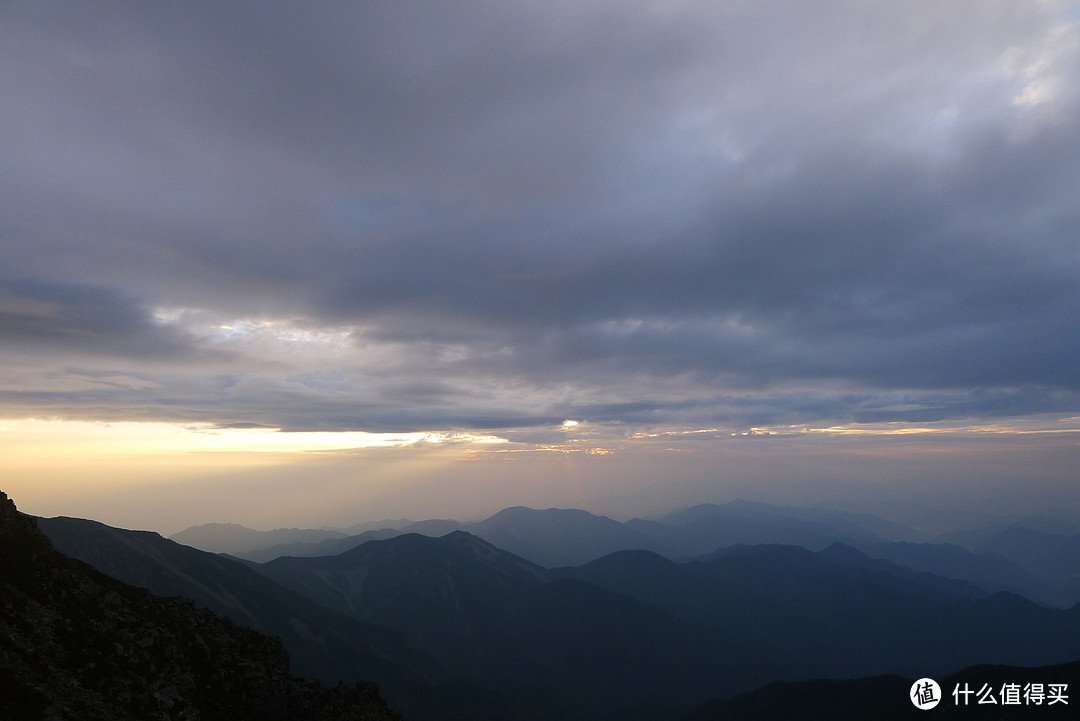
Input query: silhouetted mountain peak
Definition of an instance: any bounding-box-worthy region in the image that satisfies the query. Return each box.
[440,529,519,562]
[819,541,872,563]
[486,505,612,523]
[170,520,252,543]
[341,529,480,557]
[443,528,490,542]
[470,505,655,567]
[330,530,549,586]
[576,548,678,575]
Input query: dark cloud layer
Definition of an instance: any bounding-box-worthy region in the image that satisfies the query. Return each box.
[0,281,192,358]
[1,1,1079,434]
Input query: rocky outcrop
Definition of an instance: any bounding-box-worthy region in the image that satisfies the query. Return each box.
[0,490,405,721]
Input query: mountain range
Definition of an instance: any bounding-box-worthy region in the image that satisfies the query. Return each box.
[174,500,1080,607]
[18,494,1076,720]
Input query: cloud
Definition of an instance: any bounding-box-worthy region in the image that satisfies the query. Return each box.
[0,280,194,359]
[1,1,1078,437]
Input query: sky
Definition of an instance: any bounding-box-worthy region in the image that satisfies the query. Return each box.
[2,1,1078,534]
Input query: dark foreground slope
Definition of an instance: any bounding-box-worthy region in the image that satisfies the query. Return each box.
[686,660,1080,720]
[0,490,404,721]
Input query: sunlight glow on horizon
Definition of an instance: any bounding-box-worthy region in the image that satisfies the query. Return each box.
[0,418,509,456]
[3,413,1078,536]
[4,415,1077,467]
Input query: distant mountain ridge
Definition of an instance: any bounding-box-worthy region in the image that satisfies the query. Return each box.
[170,500,1080,607]
[643,499,923,544]
[170,519,414,557]
[169,522,348,556]
[189,500,923,566]
[849,539,1075,607]
[934,525,1080,606]
[243,528,404,564]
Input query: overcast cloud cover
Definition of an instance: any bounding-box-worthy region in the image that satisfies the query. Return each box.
[2,1,1079,525]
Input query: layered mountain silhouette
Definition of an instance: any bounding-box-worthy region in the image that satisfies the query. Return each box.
[939,525,1080,603]
[177,500,918,567]
[169,522,348,556]
[244,529,404,564]
[849,539,1075,607]
[35,517,555,721]
[251,529,1080,716]
[170,520,412,560]
[255,531,756,717]
[175,501,1080,607]
[0,490,404,721]
[23,493,1080,720]
[557,543,1080,680]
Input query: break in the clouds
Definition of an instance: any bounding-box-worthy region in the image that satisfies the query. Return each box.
[2,0,1079,443]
